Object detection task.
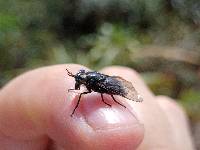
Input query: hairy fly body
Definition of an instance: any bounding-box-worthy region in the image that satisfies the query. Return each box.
[66,69,143,116]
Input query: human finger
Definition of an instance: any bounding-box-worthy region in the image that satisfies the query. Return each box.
[0,64,144,150]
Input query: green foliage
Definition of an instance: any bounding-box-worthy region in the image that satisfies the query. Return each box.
[180,89,200,121]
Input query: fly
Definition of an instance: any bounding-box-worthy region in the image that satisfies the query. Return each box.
[66,69,143,117]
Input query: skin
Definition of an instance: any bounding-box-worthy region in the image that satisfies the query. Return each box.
[0,64,195,150]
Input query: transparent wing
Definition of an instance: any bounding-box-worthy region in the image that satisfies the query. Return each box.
[111,76,143,102]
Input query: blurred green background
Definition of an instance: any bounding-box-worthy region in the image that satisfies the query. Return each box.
[0,0,200,148]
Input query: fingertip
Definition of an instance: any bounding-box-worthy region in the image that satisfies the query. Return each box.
[48,91,144,150]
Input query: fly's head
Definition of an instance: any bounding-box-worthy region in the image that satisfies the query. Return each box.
[74,69,87,86]
[66,69,87,90]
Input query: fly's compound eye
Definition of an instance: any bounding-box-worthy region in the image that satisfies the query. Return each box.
[75,73,87,83]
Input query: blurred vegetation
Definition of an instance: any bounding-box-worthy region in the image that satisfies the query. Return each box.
[0,0,200,147]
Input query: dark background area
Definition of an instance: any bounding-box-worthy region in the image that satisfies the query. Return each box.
[0,0,200,148]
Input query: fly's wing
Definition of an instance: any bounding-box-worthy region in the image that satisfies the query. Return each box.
[111,76,143,102]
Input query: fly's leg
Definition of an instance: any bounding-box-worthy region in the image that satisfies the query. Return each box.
[68,89,76,92]
[71,91,91,117]
[68,89,80,94]
[111,95,126,108]
[68,87,80,92]
[101,94,111,107]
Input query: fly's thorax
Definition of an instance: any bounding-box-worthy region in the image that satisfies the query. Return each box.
[87,72,106,81]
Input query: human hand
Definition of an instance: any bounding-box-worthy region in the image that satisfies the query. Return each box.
[0,64,195,150]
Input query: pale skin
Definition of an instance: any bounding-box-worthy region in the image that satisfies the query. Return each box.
[0,64,195,150]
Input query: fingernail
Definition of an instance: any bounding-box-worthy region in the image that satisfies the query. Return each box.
[81,95,140,130]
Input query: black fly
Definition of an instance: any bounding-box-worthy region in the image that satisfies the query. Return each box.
[66,69,143,116]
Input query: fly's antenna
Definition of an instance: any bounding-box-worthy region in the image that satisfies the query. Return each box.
[66,68,75,77]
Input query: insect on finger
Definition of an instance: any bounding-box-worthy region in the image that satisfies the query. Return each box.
[66,68,143,116]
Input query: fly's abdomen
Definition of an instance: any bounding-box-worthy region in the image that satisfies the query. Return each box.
[101,77,126,95]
